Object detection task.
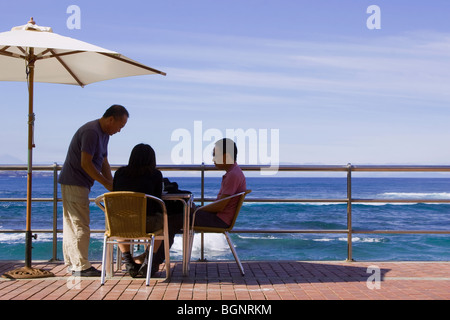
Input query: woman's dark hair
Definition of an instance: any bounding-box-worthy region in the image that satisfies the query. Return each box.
[124,143,156,177]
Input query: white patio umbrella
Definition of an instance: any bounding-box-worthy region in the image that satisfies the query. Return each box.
[0,18,166,279]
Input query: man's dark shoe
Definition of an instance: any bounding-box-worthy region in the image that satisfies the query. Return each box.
[72,266,101,277]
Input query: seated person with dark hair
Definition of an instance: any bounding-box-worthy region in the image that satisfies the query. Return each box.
[193,138,246,228]
[113,143,182,277]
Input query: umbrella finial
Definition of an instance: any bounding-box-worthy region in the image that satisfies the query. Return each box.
[11,18,53,32]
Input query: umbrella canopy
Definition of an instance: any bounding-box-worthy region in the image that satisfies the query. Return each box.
[0,18,165,279]
[0,18,165,85]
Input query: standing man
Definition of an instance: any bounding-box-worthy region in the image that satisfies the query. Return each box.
[59,105,129,276]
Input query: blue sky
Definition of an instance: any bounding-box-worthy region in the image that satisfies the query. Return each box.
[1,0,450,170]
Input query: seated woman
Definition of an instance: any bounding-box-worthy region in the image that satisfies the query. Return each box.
[113,143,182,277]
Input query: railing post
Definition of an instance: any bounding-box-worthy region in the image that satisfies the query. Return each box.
[346,163,354,262]
[200,162,206,261]
[201,162,205,207]
[50,162,59,262]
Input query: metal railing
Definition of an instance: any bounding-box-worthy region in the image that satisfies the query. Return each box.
[1,163,450,262]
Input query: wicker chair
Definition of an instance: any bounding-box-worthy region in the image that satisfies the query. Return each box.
[95,191,170,285]
[189,190,251,275]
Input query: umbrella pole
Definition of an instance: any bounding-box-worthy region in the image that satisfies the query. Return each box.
[25,51,35,269]
[2,49,54,279]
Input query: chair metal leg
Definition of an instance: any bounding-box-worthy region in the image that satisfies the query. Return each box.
[116,246,122,272]
[146,236,155,286]
[187,229,195,268]
[224,232,244,276]
[101,235,108,285]
[200,232,205,261]
[106,241,114,277]
[164,238,171,279]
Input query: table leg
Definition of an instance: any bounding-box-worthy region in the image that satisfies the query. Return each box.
[182,199,190,276]
[182,196,194,276]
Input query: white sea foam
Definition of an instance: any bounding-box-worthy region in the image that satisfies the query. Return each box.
[235,234,385,243]
[358,192,450,205]
[90,233,105,240]
[237,235,278,240]
[380,192,450,199]
[0,233,24,243]
[170,233,230,260]
[313,237,384,243]
[0,232,63,243]
[356,202,418,206]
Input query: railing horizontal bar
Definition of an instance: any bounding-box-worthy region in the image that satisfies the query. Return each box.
[230,229,349,234]
[4,164,450,172]
[4,198,450,204]
[0,229,104,234]
[204,198,349,203]
[352,199,450,203]
[2,229,448,235]
[0,230,60,233]
[351,165,450,172]
[0,198,56,202]
[353,230,450,234]
[0,165,61,171]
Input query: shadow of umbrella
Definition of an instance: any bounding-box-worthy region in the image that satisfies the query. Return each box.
[0,18,166,279]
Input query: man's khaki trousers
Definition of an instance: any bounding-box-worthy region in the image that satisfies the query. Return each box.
[61,184,92,272]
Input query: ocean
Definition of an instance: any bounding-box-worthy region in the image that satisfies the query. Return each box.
[1,173,450,262]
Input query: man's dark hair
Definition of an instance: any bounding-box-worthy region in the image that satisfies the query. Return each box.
[215,138,238,162]
[103,104,129,119]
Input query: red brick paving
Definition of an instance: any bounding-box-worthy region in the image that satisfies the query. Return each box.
[1,260,449,300]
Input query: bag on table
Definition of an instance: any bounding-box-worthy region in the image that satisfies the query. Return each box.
[163,178,192,215]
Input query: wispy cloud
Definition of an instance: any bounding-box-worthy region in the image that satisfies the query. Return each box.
[124,29,450,105]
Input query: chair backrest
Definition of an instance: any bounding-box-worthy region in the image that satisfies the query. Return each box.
[195,190,252,232]
[226,190,252,231]
[95,191,150,239]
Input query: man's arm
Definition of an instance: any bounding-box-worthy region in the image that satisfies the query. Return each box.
[81,151,113,191]
[101,157,113,185]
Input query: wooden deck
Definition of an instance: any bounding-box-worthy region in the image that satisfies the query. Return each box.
[1,260,449,301]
